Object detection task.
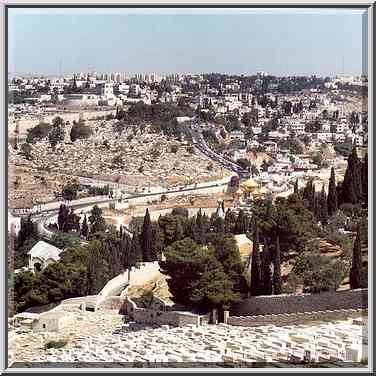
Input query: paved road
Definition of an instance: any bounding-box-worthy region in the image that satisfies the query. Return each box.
[186,121,249,178]
[33,178,230,239]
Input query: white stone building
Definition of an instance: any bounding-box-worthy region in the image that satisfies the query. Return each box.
[27,240,63,272]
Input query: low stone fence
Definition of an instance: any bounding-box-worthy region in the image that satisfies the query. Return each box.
[231,288,368,316]
[228,308,367,327]
[127,184,229,207]
[121,293,202,327]
[97,296,126,311]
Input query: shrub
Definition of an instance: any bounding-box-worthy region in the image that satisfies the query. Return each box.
[171,207,189,218]
[44,339,68,350]
[170,144,179,154]
[70,121,92,142]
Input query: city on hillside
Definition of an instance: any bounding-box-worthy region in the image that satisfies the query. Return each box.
[6,7,369,370]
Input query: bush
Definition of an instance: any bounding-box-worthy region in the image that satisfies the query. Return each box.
[171,207,189,218]
[334,143,353,157]
[26,122,52,143]
[292,250,347,293]
[187,146,195,154]
[70,121,92,142]
[44,339,68,350]
[170,144,179,153]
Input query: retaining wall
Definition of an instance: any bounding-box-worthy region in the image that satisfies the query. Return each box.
[231,289,368,316]
[228,308,367,327]
[11,109,115,135]
[120,293,202,327]
[127,184,229,207]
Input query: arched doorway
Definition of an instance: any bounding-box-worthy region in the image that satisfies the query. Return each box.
[34,262,42,272]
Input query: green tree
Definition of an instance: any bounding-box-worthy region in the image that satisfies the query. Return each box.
[20,143,32,160]
[86,239,109,295]
[341,147,362,205]
[49,232,80,249]
[294,178,299,195]
[48,124,65,147]
[62,182,79,201]
[273,235,282,295]
[57,204,69,231]
[190,268,240,310]
[319,184,328,226]
[303,178,315,213]
[250,223,262,296]
[159,238,220,307]
[70,121,93,142]
[362,153,368,206]
[206,233,245,293]
[261,241,273,295]
[81,214,88,239]
[63,208,80,232]
[350,227,362,289]
[151,223,164,260]
[292,244,346,293]
[174,221,184,242]
[234,209,249,234]
[141,208,153,262]
[327,167,338,216]
[18,215,38,248]
[88,205,106,235]
[194,209,206,244]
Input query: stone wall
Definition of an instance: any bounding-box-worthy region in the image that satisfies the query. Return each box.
[127,183,229,208]
[11,109,115,135]
[227,308,367,327]
[94,262,161,310]
[122,294,202,327]
[97,296,126,311]
[231,289,368,316]
[96,270,130,309]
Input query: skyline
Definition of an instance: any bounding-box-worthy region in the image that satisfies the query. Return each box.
[8,8,367,77]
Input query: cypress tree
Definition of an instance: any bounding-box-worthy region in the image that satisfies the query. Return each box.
[151,223,164,261]
[313,193,320,222]
[250,223,262,296]
[88,205,106,235]
[194,209,206,244]
[81,214,89,239]
[327,166,338,216]
[362,153,368,206]
[261,241,273,295]
[235,209,248,234]
[265,199,273,221]
[303,178,315,213]
[341,147,362,205]
[350,227,362,289]
[320,184,328,226]
[273,235,282,295]
[57,204,69,231]
[174,221,184,242]
[294,178,299,195]
[311,183,316,213]
[141,208,153,262]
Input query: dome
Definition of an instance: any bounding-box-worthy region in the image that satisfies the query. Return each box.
[241,178,259,191]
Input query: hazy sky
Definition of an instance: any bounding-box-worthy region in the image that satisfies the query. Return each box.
[8,8,367,76]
